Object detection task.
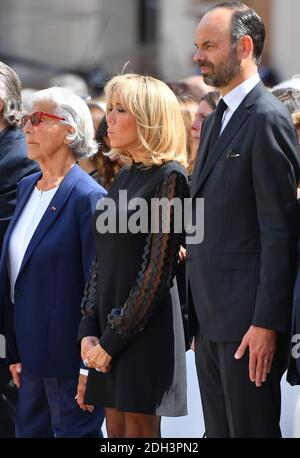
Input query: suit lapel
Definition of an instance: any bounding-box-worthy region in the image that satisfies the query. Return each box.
[18,164,81,276]
[195,108,250,193]
[190,117,214,197]
[191,82,264,197]
[1,173,41,265]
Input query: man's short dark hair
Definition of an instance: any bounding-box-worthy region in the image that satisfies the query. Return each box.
[208,2,265,65]
[0,61,22,127]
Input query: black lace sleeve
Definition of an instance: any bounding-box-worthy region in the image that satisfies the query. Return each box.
[77,257,100,341]
[99,171,188,358]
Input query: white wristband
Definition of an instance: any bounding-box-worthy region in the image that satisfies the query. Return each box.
[80,368,89,376]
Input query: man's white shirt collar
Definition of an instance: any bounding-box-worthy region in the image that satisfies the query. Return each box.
[223,73,260,113]
[220,73,261,133]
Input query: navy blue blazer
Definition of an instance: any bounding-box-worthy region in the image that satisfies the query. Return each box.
[0,164,106,377]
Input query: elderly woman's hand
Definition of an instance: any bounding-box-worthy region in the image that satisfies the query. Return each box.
[81,336,99,364]
[76,374,94,412]
[77,336,100,412]
[86,344,112,373]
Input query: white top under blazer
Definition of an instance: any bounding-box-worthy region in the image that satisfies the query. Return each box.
[8,185,59,303]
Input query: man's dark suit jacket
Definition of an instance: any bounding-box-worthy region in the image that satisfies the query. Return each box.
[0,127,39,254]
[187,81,300,343]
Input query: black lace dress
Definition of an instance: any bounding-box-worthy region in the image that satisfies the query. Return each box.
[78,160,189,416]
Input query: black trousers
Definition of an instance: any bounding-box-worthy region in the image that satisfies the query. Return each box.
[194,332,289,438]
[0,366,16,438]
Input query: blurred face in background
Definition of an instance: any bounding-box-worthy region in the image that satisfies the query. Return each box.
[191,99,215,140]
[295,125,300,147]
[88,103,105,138]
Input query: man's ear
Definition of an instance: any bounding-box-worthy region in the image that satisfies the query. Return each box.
[237,35,253,60]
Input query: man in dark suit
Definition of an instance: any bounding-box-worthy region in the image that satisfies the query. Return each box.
[0,61,39,437]
[0,61,39,253]
[187,2,300,437]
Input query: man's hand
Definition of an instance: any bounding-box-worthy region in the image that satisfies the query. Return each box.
[178,246,186,263]
[191,337,195,352]
[76,374,94,412]
[9,362,22,388]
[234,325,277,387]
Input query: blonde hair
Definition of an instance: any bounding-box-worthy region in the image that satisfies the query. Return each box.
[104,74,187,167]
[292,111,300,128]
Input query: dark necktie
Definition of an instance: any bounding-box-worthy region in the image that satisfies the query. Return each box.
[208,98,228,153]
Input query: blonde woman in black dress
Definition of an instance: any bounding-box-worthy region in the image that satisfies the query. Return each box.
[77,74,189,438]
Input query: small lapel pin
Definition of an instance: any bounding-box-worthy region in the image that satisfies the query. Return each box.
[51,206,56,212]
[226,150,240,159]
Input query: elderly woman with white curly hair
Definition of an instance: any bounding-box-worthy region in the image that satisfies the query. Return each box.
[0,87,106,437]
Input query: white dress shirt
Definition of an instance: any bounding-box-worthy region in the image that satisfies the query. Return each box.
[8,185,59,303]
[220,73,261,134]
